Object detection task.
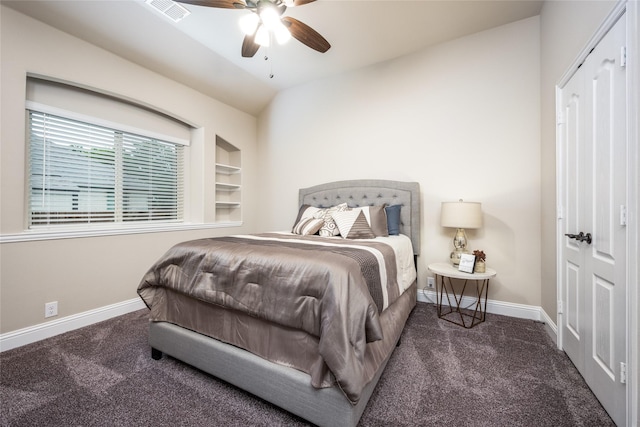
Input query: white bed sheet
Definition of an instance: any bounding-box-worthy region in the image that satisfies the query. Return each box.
[373,234,417,294]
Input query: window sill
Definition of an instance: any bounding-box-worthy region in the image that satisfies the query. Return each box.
[0,221,243,243]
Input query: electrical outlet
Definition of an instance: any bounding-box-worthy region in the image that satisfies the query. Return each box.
[427,277,435,289]
[45,301,58,318]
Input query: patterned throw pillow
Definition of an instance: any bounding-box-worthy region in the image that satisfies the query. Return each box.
[292,205,321,234]
[351,205,389,237]
[292,217,324,235]
[314,203,348,237]
[331,210,376,239]
[293,204,321,225]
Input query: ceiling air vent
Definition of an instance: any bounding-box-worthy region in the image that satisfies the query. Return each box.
[145,0,191,23]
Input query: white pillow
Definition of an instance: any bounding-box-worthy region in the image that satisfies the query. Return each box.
[294,205,321,222]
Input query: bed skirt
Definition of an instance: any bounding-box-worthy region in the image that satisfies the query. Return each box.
[148,281,416,427]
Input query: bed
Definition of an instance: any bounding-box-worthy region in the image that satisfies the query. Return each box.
[137,179,421,427]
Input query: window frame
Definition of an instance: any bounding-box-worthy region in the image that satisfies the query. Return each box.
[25,102,188,232]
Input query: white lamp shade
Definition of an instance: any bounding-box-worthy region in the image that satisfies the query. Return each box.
[254,25,270,47]
[440,201,482,229]
[274,21,291,44]
[259,6,281,31]
[239,13,259,35]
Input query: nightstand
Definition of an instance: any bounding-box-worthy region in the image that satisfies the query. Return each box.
[428,262,496,328]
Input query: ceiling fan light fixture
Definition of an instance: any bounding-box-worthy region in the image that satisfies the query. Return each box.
[254,25,270,47]
[259,6,281,31]
[274,23,291,44]
[182,0,330,57]
[239,13,259,35]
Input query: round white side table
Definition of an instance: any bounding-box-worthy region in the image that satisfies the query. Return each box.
[428,262,496,328]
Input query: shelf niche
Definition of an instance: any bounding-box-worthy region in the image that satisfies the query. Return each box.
[215,136,241,222]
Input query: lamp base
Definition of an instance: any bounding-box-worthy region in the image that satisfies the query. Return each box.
[450,250,468,266]
[449,228,469,266]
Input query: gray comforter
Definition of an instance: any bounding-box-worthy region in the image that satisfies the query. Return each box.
[137,233,401,403]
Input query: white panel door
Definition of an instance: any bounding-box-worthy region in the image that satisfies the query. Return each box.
[582,14,627,425]
[559,14,627,426]
[560,69,585,374]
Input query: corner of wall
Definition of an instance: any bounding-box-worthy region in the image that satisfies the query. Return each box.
[539,306,558,347]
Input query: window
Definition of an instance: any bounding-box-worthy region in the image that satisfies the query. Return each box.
[28,110,184,228]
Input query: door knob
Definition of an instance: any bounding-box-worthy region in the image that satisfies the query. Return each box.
[564,232,592,244]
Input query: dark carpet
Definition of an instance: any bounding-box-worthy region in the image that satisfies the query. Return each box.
[0,302,614,426]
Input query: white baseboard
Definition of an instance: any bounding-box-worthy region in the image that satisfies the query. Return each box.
[0,298,146,352]
[417,288,549,323]
[1,291,559,353]
[539,307,559,345]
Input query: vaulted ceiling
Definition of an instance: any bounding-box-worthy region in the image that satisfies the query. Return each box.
[4,0,544,115]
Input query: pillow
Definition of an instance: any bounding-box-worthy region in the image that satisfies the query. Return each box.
[292,217,324,235]
[293,204,321,226]
[331,210,376,239]
[351,205,388,237]
[314,203,348,237]
[385,205,402,235]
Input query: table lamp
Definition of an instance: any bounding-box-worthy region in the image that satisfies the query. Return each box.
[440,200,482,266]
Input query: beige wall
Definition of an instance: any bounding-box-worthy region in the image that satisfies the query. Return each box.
[538,0,618,325]
[0,0,622,339]
[257,17,542,307]
[0,6,260,333]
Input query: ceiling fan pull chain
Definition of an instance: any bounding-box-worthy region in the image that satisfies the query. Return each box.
[268,35,274,78]
[263,47,274,79]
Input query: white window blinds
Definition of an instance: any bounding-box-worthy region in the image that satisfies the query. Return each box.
[28,110,184,227]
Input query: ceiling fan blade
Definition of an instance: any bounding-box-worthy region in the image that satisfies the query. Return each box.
[290,0,316,6]
[282,16,330,53]
[174,0,246,9]
[241,33,260,57]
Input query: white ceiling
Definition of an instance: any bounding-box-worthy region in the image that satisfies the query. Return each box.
[4,0,543,115]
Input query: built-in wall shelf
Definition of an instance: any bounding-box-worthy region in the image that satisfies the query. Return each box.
[215,136,241,222]
[215,163,241,175]
[215,182,241,191]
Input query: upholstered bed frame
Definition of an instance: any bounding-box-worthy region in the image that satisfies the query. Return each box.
[299,179,421,258]
[148,179,421,427]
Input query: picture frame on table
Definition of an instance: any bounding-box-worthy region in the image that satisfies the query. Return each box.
[458,253,476,273]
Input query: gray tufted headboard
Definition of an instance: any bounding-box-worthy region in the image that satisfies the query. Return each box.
[299,179,421,256]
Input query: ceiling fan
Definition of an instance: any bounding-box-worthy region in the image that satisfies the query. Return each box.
[175,0,331,58]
